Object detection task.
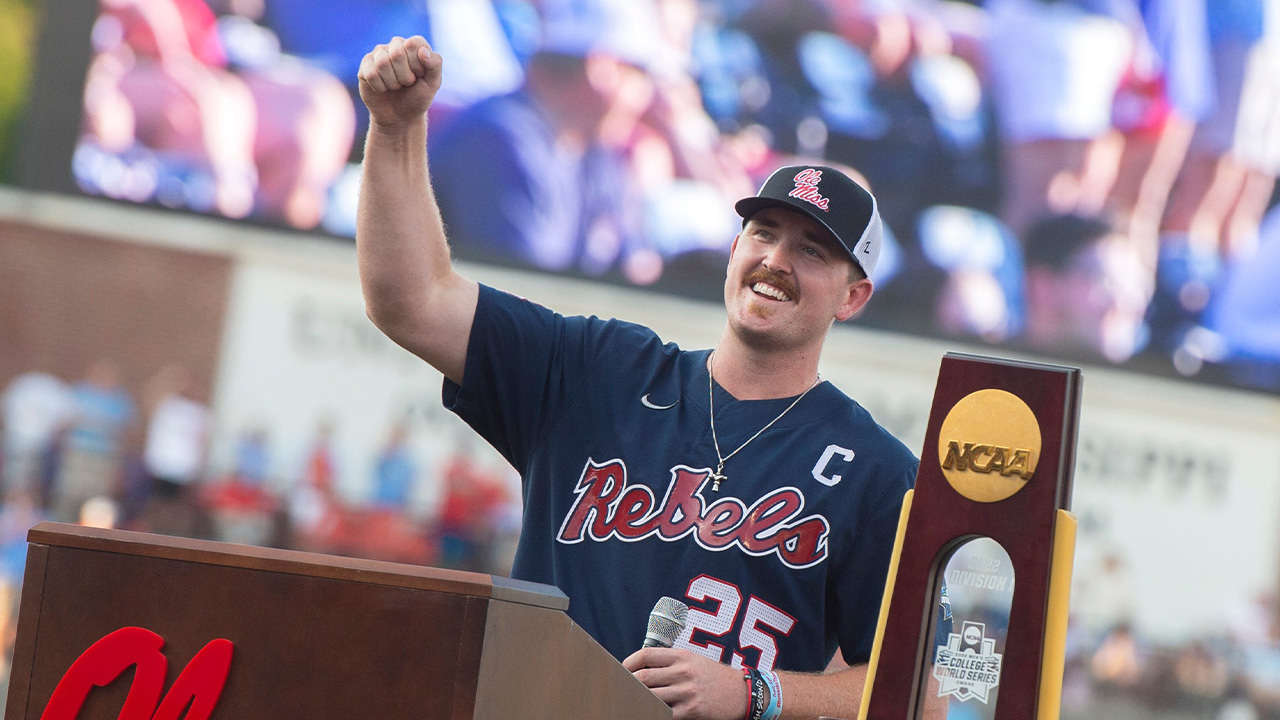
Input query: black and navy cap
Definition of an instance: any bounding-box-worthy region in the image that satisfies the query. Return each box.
[734,165,883,277]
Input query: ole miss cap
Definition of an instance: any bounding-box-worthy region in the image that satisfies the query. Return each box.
[734,165,883,277]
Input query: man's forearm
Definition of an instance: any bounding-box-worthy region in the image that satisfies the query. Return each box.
[775,664,867,720]
[356,117,447,328]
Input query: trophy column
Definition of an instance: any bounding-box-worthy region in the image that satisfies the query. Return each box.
[858,352,1082,720]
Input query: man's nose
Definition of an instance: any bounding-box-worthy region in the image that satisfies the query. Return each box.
[762,243,793,273]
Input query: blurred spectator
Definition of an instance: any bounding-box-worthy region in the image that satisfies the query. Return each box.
[142,365,209,496]
[1201,174,1280,385]
[625,0,755,278]
[820,0,998,220]
[0,488,43,587]
[54,360,135,524]
[300,417,337,497]
[430,0,662,275]
[983,0,1142,236]
[240,57,355,230]
[229,424,271,487]
[1228,590,1279,650]
[1152,0,1280,357]
[1020,213,1154,363]
[1173,640,1231,709]
[725,0,1001,319]
[370,419,417,510]
[1106,0,1213,266]
[1217,682,1263,720]
[287,418,342,550]
[138,365,211,538]
[431,0,750,285]
[436,442,510,573]
[0,487,44,681]
[486,467,523,575]
[83,0,259,218]
[1074,549,1138,638]
[1092,623,1145,691]
[731,0,832,156]
[1241,624,1280,719]
[351,420,436,566]
[915,204,1025,343]
[211,1,359,229]
[80,0,358,230]
[1,371,73,497]
[200,424,279,546]
[264,0,522,114]
[79,495,122,529]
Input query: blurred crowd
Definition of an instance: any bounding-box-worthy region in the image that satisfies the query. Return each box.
[70,0,1280,390]
[6,362,1280,719]
[0,362,521,694]
[1063,553,1280,720]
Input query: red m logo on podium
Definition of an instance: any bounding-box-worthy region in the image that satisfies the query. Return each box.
[40,627,233,720]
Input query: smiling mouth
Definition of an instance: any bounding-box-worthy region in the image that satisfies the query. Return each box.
[752,282,793,302]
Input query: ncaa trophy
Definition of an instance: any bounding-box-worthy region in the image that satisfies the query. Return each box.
[857,352,1082,720]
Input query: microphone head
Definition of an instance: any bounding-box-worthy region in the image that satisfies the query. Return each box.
[643,596,689,648]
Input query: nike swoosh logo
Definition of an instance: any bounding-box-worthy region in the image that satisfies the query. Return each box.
[641,394,679,410]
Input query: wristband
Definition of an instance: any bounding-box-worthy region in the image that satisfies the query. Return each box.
[759,669,783,720]
[742,668,753,720]
[743,667,768,720]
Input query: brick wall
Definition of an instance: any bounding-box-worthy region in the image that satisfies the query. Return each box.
[0,219,233,450]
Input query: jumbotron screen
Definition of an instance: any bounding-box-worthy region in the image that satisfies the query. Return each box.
[17,0,1280,395]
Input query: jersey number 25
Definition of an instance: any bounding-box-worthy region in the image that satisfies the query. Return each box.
[674,574,796,672]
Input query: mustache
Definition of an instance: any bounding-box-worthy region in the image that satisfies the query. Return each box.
[743,267,798,300]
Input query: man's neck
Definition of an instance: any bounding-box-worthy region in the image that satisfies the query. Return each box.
[711,332,824,400]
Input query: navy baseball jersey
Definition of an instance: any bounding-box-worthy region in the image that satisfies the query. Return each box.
[444,285,919,672]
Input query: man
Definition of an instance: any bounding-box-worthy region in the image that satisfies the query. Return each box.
[357,36,918,720]
[428,0,659,274]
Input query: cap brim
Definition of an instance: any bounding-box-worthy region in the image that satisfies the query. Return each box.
[734,196,862,268]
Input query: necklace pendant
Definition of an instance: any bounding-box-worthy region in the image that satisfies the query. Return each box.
[711,471,727,491]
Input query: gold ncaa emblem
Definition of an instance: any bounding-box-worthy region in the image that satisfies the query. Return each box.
[937,389,1041,503]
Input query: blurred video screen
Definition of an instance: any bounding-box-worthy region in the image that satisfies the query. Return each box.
[19,0,1280,395]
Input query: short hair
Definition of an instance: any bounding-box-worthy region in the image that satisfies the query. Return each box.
[848,261,867,283]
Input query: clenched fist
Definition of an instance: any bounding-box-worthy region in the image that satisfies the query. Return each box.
[357,36,443,127]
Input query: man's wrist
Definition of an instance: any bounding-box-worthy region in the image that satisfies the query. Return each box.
[758,669,783,720]
[742,667,784,720]
[368,116,429,139]
[743,667,768,720]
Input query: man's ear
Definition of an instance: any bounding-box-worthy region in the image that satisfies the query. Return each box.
[835,278,874,322]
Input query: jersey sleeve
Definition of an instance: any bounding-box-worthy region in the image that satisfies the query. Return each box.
[442,285,661,474]
[441,285,574,472]
[834,461,918,665]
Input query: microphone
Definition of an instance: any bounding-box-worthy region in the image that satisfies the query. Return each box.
[643,596,689,649]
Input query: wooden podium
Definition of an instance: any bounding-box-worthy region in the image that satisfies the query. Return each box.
[4,523,672,720]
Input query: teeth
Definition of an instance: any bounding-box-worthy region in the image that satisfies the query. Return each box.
[753,282,791,302]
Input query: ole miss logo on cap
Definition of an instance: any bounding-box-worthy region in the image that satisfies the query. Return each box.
[789,169,829,211]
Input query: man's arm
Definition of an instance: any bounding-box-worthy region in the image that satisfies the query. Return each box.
[623,648,869,720]
[356,36,478,384]
[624,649,948,720]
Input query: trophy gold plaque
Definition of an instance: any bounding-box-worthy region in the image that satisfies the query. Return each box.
[858,353,1081,720]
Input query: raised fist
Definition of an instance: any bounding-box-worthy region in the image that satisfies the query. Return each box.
[357,36,443,127]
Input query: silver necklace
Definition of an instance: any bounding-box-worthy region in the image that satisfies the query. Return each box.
[707,352,823,491]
